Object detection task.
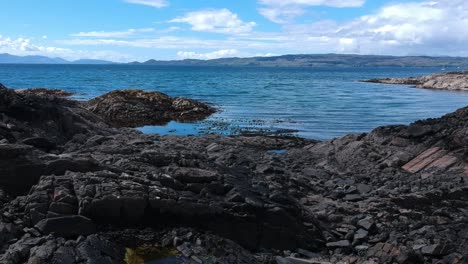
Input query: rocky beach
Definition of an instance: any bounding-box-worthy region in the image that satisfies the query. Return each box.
[0,76,467,264]
[364,71,468,91]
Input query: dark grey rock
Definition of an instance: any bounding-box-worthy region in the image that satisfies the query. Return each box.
[326,240,351,248]
[35,215,96,237]
[357,218,375,231]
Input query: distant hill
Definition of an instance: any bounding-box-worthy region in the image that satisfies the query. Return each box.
[131,54,468,67]
[0,53,69,64]
[72,59,115,65]
[3,53,468,67]
[0,53,115,64]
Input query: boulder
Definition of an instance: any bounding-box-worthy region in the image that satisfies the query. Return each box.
[85,89,215,127]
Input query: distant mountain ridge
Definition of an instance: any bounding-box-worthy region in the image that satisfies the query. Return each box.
[0,53,115,64]
[3,53,468,67]
[132,54,468,67]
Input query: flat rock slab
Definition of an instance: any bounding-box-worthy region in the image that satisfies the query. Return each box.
[402,147,458,174]
[35,215,96,237]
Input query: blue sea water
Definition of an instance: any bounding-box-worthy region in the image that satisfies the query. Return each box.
[1,64,468,140]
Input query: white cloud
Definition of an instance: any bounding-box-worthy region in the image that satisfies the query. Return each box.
[0,35,131,62]
[259,6,305,24]
[177,49,239,60]
[70,28,154,38]
[255,52,278,57]
[259,0,365,8]
[158,26,180,34]
[332,0,468,54]
[0,36,43,52]
[55,0,468,59]
[338,38,359,53]
[124,0,168,8]
[259,0,365,23]
[170,9,256,34]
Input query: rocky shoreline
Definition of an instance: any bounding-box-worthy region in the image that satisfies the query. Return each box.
[363,71,468,91]
[0,84,467,263]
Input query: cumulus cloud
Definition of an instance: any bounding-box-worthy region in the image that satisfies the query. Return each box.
[170,9,256,34]
[177,49,239,60]
[259,0,365,23]
[57,0,468,59]
[0,36,46,52]
[259,6,305,24]
[70,28,154,38]
[332,0,468,55]
[338,38,360,53]
[124,0,168,8]
[0,35,131,62]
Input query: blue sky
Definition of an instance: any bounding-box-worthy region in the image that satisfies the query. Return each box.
[0,0,467,62]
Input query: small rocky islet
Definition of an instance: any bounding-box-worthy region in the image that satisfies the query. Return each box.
[0,75,467,264]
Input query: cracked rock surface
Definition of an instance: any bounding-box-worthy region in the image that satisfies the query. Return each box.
[0,84,467,263]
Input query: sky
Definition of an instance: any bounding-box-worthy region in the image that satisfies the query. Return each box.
[0,0,467,62]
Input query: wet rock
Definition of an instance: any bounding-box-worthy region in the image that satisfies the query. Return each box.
[86,89,215,127]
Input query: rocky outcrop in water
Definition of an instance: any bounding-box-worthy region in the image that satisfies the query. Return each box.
[364,71,468,91]
[0,84,467,263]
[85,89,216,127]
[14,88,73,97]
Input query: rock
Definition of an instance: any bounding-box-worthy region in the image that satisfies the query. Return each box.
[0,144,46,195]
[1,83,468,263]
[0,222,21,246]
[353,229,368,242]
[421,243,450,256]
[326,240,351,248]
[15,88,73,97]
[367,242,402,262]
[354,245,368,256]
[49,202,76,215]
[46,157,100,175]
[276,256,324,264]
[35,215,96,237]
[363,71,468,91]
[297,248,319,258]
[22,137,56,150]
[356,184,371,194]
[357,217,375,231]
[343,194,362,201]
[85,89,215,127]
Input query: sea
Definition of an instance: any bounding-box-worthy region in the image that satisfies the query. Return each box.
[1,64,468,140]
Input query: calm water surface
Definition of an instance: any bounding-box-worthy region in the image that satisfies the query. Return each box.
[1,64,467,140]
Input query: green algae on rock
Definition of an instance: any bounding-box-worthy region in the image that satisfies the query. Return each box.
[124,246,180,264]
